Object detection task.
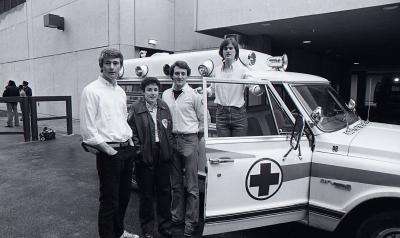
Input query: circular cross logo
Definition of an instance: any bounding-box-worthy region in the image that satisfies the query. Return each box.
[245,158,283,200]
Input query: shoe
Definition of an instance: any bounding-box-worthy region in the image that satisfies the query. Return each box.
[183,225,195,237]
[144,233,153,238]
[158,228,172,237]
[4,125,13,128]
[120,230,139,238]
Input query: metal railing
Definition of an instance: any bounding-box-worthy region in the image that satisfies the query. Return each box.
[30,96,72,141]
[1,96,72,141]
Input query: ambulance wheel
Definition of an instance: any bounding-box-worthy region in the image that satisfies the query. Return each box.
[356,212,400,238]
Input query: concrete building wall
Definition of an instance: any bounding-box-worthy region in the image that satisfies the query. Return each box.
[195,0,400,31]
[174,0,221,51]
[0,0,136,119]
[0,0,224,120]
[0,3,29,62]
[133,0,221,53]
[134,0,175,51]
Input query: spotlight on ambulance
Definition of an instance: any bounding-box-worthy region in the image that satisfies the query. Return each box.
[266,54,288,71]
[198,59,214,77]
[135,65,148,78]
[163,63,172,76]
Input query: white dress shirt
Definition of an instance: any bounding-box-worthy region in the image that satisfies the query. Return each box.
[80,76,132,145]
[162,83,204,134]
[208,61,261,107]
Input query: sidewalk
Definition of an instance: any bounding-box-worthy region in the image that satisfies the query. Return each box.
[0,112,330,238]
[0,114,141,238]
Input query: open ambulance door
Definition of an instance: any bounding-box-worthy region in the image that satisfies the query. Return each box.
[201,79,313,235]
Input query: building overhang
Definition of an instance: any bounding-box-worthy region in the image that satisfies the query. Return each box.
[197,3,400,68]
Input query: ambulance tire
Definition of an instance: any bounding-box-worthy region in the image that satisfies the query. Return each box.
[356,212,400,238]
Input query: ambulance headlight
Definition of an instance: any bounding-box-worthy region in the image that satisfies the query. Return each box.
[163,63,171,76]
[266,54,288,71]
[198,59,214,77]
[135,65,148,78]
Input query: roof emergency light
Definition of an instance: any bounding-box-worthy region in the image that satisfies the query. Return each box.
[267,54,288,71]
[248,52,256,66]
[198,59,214,77]
[240,52,257,66]
[163,63,172,76]
[135,65,148,78]
[119,66,124,78]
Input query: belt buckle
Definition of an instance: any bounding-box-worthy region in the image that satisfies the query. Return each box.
[119,141,129,147]
[109,140,129,148]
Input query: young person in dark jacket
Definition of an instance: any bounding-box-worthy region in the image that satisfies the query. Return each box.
[2,80,20,127]
[128,77,174,238]
[22,81,32,96]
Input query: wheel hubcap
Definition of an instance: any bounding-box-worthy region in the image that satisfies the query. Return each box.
[376,228,400,238]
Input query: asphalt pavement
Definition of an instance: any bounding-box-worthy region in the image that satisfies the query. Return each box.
[0,113,334,238]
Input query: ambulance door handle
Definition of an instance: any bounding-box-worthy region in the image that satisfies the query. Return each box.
[209,158,235,164]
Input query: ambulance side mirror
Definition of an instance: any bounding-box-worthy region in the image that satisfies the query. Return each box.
[347,98,356,111]
[283,114,304,161]
[290,115,305,150]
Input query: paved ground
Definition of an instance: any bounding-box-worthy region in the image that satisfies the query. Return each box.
[0,113,335,238]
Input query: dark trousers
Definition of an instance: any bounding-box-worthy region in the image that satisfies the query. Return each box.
[96,146,134,238]
[136,143,172,235]
[6,103,19,126]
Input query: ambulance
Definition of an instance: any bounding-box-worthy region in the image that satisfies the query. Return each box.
[117,49,400,238]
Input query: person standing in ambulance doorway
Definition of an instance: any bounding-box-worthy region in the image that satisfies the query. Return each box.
[80,48,138,238]
[162,61,204,238]
[202,38,264,137]
[128,77,174,238]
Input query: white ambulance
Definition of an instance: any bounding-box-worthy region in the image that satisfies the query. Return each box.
[118,49,400,238]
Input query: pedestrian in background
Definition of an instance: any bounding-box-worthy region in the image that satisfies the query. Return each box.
[128,77,174,238]
[2,80,20,127]
[18,85,26,97]
[162,61,204,238]
[22,81,32,96]
[80,48,138,238]
[18,85,27,120]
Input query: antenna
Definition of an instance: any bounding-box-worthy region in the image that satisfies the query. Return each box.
[367,78,372,122]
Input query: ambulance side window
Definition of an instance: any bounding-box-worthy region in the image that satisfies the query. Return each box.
[267,88,294,134]
[272,83,298,117]
[206,82,280,137]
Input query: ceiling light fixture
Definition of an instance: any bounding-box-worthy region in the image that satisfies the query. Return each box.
[302,40,312,44]
[353,62,360,65]
[383,5,398,10]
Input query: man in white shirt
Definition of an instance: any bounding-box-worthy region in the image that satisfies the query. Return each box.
[80,48,137,238]
[162,61,204,238]
[204,38,264,137]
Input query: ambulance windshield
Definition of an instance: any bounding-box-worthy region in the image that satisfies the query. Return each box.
[292,84,359,132]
